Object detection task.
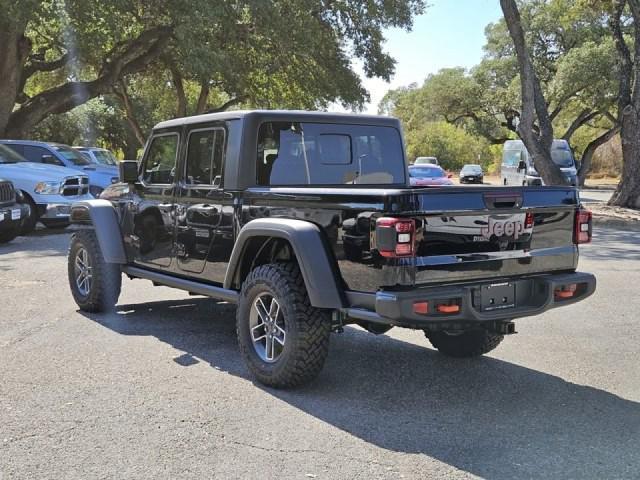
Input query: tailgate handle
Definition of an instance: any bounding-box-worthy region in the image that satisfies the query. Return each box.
[484,192,522,209]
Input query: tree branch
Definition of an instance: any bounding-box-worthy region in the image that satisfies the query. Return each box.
[562,109,599,141]
[578,125,621,185]
[206,96,244,113]
[113,80,146,147]
[166,58,187,118]
[6,25,172,138]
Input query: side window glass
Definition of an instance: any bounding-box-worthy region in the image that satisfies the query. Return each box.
[185,129,225,185]
[24,146,62,165]
[143,134,179,184]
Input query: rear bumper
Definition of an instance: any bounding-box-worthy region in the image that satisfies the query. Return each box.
[344,271,596,328]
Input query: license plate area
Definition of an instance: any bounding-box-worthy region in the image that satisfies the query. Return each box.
[479,282,516,311]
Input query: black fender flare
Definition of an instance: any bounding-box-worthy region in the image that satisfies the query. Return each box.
[224,218,345,309]
[70,199,127,264]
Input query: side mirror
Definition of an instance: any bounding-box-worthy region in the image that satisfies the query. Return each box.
[119,160,139,183]
[517,160,527,171]
[41,154,60,166]
[447,173,453,179]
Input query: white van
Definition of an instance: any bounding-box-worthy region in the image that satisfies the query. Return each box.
[501,139,577,186]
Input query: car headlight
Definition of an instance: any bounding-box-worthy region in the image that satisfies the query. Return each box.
[15,189,25,202]
[34,181,62,194]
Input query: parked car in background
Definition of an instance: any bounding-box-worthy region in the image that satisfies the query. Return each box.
[414,156,439,165]
[502,139,578,186]
[73,146,118,167]
[0,179,29,243]
[459,164,484,184]
[408,164,454,186]
[0,144,92,232]
[0,140,119,198]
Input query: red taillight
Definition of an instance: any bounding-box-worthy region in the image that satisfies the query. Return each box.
[376,217,416,258]
[525,211,534,229]
[574,208,592,244]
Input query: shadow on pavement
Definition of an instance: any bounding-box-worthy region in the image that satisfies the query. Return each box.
[83,298,640,479]
[582,228,640,262]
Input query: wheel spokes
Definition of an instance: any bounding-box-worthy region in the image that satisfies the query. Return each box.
[74,248,92,296]
[249,293,286,363]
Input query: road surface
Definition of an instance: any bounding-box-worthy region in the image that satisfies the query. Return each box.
[1,228,639,479]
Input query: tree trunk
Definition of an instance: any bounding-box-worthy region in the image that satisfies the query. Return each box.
[169,64,187,118]
[0,25,31,137]
[195,82,210,114]
[114,82,146,147]
[608,0,640,208]
[578,126,620,186]
[500,0,567,186]
[610,112,640,207]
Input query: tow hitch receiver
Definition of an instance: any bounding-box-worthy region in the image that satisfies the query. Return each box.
[493,322,517,335]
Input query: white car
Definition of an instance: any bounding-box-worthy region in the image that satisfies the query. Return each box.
[73,146,118,167]
[414,156,439,166]
[0,144,92,233]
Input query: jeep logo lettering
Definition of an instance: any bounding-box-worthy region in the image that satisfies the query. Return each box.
[477,215,531,241]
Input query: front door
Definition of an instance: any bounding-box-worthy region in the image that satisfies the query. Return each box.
[132,132,180,269]
[174,126,234,283]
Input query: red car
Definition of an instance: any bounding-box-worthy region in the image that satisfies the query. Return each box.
[408,165,454,186]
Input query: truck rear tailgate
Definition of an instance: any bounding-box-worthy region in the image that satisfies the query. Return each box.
[378,186,579,287]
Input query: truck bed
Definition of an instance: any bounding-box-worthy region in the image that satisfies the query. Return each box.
[243,185,580,292]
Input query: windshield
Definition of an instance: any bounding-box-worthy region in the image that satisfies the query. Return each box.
[53,146,90,165]
[551,149,575,168]
[409,166,445,178]
[93,149,117,166]
[462,165,482,173]
[0,145,26,164]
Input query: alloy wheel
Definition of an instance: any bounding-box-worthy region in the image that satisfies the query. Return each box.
[249,293,286,363]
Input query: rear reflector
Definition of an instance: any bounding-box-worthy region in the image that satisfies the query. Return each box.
[574,208,592,244]
[436,304,460,314]
[413,302,429,314]
[555,283,577,299]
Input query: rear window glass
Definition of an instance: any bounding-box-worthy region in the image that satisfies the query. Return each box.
[256,122,406,186]
[409,166,445,178]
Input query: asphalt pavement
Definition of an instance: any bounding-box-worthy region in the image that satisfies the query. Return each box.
[1,227,639,479]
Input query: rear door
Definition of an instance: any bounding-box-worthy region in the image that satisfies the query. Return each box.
[174,126,235,283]
[132,131,180,269]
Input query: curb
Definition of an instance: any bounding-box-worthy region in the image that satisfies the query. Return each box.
[592,215,640,232]
[583,185,617,191]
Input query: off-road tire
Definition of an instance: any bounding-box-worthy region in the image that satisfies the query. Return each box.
[20,195,38,235]
[237,263,331,388]
[426,329,504,358]
[68,229,121,312]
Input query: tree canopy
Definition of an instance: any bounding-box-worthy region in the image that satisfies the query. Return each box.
[0,0,426,141]
[381,0,621,183]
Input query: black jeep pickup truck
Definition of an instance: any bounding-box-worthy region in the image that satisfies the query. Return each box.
[0,179,28,244]
[67,110,596,388]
